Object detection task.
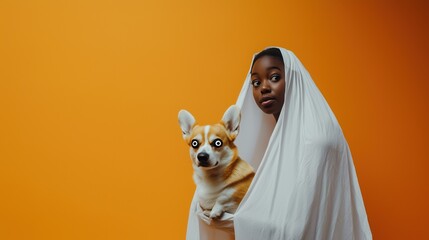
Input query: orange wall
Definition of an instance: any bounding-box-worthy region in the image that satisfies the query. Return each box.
[1,0,428,239]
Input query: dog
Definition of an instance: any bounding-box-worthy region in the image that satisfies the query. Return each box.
[178,105,254,219]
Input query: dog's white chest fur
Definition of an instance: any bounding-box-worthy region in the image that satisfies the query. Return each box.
[196,182,235,211]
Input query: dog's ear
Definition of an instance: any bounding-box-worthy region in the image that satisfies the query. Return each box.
[221,105,241,141]
[178,110,196,140]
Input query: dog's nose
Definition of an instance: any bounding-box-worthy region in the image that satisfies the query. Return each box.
[197,152,209,163]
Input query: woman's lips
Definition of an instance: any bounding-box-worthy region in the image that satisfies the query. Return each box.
[261,98,275,107]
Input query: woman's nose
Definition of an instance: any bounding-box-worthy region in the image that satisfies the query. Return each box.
[260,80,271,93]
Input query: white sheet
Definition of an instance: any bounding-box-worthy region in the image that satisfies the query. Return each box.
[186,47,372,240]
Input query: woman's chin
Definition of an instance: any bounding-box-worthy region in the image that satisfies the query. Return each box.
[260,105,277,115]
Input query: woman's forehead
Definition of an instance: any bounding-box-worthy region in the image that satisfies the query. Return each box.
[251,56,284,74]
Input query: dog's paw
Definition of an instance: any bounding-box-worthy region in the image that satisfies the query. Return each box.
[209,208,224,219]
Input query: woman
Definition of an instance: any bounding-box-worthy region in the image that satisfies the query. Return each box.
[186,47,372,240]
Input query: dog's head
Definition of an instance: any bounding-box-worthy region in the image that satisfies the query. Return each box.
[178,105,241,169]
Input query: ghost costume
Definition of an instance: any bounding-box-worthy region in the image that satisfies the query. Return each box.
[186,47,372,240]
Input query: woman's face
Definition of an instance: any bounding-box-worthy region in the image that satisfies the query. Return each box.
[251,55,285,121]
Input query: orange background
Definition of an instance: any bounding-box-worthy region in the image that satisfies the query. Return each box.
[1,0,428,239]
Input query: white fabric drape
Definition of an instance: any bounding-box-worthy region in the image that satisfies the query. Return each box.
[186,47,372,240]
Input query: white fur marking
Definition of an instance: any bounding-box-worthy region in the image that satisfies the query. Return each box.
[204,126,210,141]
[200,125,211,156]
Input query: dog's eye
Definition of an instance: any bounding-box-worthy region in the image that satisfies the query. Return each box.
[212,139,223,148]
[191,139,200,148]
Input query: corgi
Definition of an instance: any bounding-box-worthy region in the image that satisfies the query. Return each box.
[178,105,254,219]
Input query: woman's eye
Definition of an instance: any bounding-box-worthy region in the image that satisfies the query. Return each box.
[270,74,280,81]
[191,139,199,148]
[211,139,223,148]
[252,80,261,87]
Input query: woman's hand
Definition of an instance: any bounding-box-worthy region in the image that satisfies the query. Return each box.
[196,204,235,232]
